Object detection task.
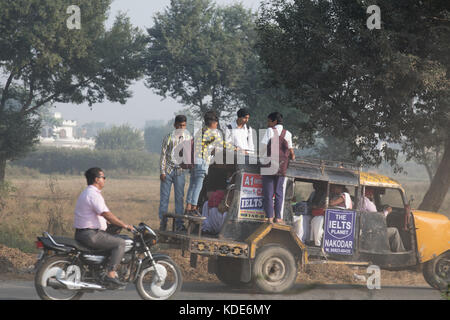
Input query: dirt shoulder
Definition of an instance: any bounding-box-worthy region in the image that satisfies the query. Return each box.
[0,245,429,287]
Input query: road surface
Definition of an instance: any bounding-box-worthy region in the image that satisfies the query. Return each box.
[0,280,443,300]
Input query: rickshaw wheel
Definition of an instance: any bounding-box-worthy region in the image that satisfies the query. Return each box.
[422,251,450,291]
[252,244,297,293]
[215,256,251,288]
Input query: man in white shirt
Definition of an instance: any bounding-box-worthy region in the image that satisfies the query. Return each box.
[74,167,134,286]
[361,187,405,252]
[224,108,254,154]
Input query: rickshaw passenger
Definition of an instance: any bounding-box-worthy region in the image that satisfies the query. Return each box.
[298,182,325,244]
[310,184,351,246]
[200,190,227,235]
[362,187,405,252]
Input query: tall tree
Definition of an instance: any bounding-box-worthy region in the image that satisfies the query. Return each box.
[0,0,146,182]
[144,0,254,117]
[256,0,450,211]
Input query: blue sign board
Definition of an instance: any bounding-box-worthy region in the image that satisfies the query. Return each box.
[323,209,356,255]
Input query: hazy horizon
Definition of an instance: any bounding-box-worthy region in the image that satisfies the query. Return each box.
[53,0,262,129]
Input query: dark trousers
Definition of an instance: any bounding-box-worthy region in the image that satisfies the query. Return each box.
[75,229,125,272]
[262,175,286,219]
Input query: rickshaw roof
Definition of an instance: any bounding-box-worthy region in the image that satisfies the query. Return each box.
[285,159,402,189]
[286,159,360,186]
[359,171,403,189]
[234,157,403,189]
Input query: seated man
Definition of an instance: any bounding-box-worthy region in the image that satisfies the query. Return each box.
[310,184,350,246]
[200,190,228,235]
[361,187,405,252]
[329,184,353,209]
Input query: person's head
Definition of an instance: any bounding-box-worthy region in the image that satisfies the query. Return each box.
[174,115,187,130]
[330,184,344,194]
[365,187,375,199]
[267,112,283,127]
[313,181,327,192]
[204,110,219,129]
[237,108,250,126]
[84,167,106,189]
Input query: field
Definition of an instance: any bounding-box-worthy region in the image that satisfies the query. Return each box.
[0,171,448,286]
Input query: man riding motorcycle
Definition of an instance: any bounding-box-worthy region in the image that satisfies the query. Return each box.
[74,167,134,287]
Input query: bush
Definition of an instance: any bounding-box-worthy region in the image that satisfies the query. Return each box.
[10,147,160,176]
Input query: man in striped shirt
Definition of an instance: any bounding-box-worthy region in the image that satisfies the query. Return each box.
[159,115,191,231]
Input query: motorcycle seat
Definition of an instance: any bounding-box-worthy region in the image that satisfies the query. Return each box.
[51,236,109,254]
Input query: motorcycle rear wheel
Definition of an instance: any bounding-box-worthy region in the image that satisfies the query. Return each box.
[35,255,84,300]
[136,256,182,300]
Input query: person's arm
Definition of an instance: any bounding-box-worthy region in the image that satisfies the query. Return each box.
[289,148,295,160]
[160,134,169,181]
[329,194,345,207]
[101,211,133,231]
[247,126,255,153]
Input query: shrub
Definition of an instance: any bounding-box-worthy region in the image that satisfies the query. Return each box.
[10,147,159,176]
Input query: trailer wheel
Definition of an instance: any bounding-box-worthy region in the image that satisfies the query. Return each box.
[252,244,297,293]
[423,251,449,291]
[215,257,251,288]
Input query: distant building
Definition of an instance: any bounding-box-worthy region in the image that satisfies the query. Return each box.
[39,112,95,149]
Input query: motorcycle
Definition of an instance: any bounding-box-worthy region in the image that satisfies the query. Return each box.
[34,223,182,300]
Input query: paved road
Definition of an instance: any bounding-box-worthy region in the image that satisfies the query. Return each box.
[0,280,443,300]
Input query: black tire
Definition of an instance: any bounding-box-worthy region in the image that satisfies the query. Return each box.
[422,251,450,291]
[215,257,251,288]
[136,256,183,300]
[34,255,84,300]
[252,244,297,293]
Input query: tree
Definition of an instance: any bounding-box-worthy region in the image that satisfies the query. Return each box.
[144,0,254,117]
[256,0,450,211]
[95,125,144,151]
[0,0,146,183]
[144,121,173,154]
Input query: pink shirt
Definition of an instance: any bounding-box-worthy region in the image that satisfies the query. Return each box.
[74,185,109,231]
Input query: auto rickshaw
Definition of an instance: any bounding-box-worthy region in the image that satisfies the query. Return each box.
[158,156,450,293]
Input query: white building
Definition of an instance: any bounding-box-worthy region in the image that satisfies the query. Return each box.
[39,112,95,149]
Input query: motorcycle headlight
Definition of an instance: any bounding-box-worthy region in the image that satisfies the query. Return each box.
[140,223,158,245]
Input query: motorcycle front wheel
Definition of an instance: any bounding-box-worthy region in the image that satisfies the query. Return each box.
[136,256,183,300]
[34,255,84,300]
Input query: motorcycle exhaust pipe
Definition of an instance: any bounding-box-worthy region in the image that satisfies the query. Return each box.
[56,279,106,291]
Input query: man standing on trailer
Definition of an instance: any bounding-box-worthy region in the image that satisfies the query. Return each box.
[260,112,295,224]
[159,115,191,231]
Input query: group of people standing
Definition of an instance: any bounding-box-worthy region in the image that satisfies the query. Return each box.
[158,108,295,231]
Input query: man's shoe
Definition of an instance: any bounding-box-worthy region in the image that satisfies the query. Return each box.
[104,276,126,288]
[188,209,201,217]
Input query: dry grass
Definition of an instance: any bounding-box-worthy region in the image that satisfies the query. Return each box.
[0,173,445,287]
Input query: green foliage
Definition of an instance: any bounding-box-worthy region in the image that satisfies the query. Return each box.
[95,124,144,151]
[0,0,146,182]
[144,0,255,116]
[256,0,450,210]
[144,121,173,154]
[11,147,159,175]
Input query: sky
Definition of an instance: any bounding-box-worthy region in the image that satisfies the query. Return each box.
[54,0,262,128]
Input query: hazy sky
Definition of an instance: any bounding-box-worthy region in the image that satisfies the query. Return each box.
[54,0,262,128]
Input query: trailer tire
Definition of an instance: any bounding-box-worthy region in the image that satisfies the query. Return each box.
[252,244,297,293]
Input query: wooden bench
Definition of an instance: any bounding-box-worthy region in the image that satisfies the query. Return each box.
[163,213,207,237]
